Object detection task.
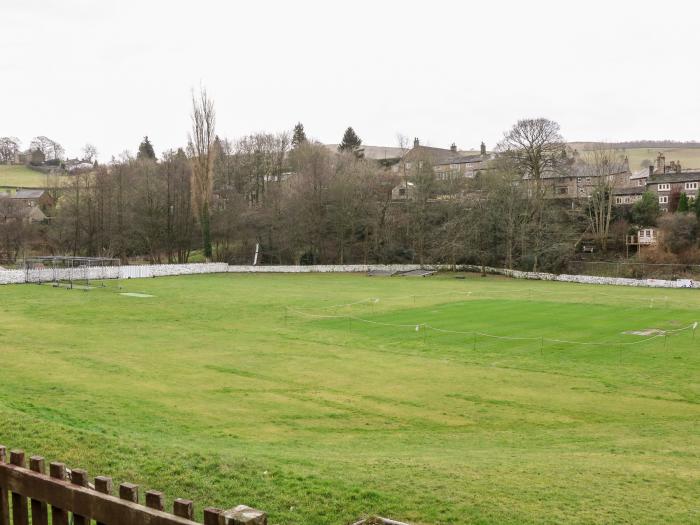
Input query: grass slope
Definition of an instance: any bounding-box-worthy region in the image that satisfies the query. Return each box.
[0,165,66,189]
[0,274,699,524]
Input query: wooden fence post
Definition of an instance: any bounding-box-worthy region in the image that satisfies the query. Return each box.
[29,456,49,525]
[174,498,194,520]
[0,446,9,525]
[49,463,69,525]
[146,490,165,511]
[204,507,223,525]
[9,451,28,525]
[119,482,139,503]
[71,468,90,525]
[94,476,113,525]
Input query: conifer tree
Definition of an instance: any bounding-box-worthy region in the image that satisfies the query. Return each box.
[137,136,156,160]
[338,127,364,158]
[677,192,689,212]
[292,122,307,148]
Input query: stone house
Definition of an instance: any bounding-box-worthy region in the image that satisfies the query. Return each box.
[10,189,55,210]
[613,186,644,206]
[14,149,46,166]
[646,170,700,211]
[532,158,632,200]
[392,139,493,180]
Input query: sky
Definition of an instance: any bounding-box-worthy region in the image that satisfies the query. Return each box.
[2,0,699,160]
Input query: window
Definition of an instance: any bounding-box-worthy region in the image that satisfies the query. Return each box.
[658,183,670,191]
[586,177,591,183]
[640,230,648,238]
[557,187,568,195]
[576,177,582,183]
[398,188,406,196]
[659,195,668,204]
[615,196,622,204]
[637,179,645,186]
[685,182,698,191]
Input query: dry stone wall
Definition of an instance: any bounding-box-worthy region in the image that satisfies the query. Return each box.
[1,262,698,289]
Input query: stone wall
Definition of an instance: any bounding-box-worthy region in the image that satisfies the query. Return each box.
[120,263,229,279]
[456,265,699,289]
[1,262,698,289]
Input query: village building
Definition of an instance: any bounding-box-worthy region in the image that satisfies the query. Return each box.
[391,181,416,201]
[0,193,48,223]
[13,148,46,166]
[9,189,55,209]
[530,157,632,200]
[646,170,700,211]
[392,138,494,182]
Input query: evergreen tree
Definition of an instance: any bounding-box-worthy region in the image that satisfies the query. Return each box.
[292,122,307,148]
[631,191,661,226]
[678,192,690,212]
[695,194,700,219]
[137,136,156,160]
[338,127,364,158]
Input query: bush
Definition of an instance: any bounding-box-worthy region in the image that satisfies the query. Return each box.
[658,213,698,254]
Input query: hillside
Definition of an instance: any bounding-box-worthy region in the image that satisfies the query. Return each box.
[0,165,68,189]
[569,142,700,171]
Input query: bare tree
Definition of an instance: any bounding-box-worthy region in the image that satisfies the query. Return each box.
[0,137,20,164]
[30,136,64,161]
[188,86,217,259]
[81,143,98,163]
[584,148,626,250]
[498,118,567,271]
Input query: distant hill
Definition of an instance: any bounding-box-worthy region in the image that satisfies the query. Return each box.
[324,144,481,160]
[570,140,700,150]
[568,142,700,171]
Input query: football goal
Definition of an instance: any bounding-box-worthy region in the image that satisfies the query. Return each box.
[24,256,120,289]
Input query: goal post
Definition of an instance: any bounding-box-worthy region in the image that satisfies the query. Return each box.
[24,256,120,289]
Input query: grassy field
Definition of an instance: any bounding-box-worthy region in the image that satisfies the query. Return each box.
[0,164,67,189]
[623,147,700,172]
[570,144,700,172]
[0,273,699,524]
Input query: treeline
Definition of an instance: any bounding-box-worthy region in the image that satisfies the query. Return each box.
[10,91,700,272]
[8,131,578,272]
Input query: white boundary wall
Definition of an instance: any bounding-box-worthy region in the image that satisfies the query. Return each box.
[1,262,699,289]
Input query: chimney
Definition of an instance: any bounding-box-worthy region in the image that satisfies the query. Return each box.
[656,152,665,174]
[450,142,457,152]
[648,164,654,177]
[480,142,486,156]
[413,137,420,148]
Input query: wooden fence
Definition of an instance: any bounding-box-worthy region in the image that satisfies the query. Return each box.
[0,446,266,525]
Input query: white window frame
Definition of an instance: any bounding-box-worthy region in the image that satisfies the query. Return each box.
[685,182,698,191]
[659,195,669,204]
[615,196,623,204]
[658,183,671,191]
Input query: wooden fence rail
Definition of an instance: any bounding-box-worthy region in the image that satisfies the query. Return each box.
[0,446,266,525]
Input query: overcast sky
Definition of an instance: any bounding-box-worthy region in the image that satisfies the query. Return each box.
[2,0,699,159]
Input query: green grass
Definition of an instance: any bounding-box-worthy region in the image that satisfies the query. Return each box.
[0,164,67,189]
[623,147,700,172]
[1,273,699,524]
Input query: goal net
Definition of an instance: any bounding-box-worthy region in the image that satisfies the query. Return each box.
[24,256,120,289]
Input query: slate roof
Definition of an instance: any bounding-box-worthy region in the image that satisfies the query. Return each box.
[613,186,645,195]
[647,171,700,184]
[11,189,46,199]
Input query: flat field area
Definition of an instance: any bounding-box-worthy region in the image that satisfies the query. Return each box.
[0,273,699,524]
